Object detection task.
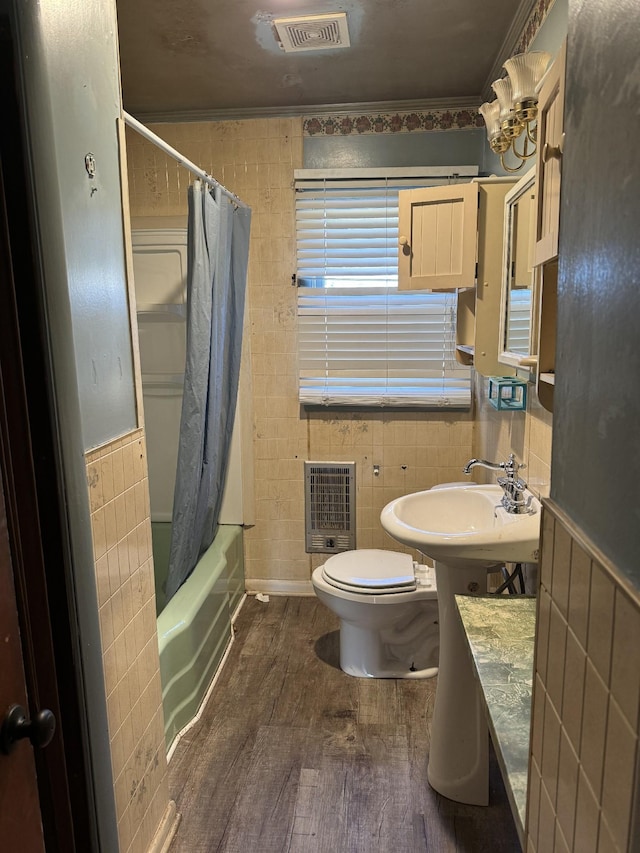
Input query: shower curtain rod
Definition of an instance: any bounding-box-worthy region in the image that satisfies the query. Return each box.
[123,111,250,210]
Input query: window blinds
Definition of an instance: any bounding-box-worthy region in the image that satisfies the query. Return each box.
[505,288,533,355]
[298,287,470,406]
[295,169,477,408]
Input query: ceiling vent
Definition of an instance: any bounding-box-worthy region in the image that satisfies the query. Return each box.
[273,12,350,53]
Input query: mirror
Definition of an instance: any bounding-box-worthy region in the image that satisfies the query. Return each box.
[499,166,537,368]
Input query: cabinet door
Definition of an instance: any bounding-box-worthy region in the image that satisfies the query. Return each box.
[533,40,566,266]
[398,183,478,290]
[513,183,535,288]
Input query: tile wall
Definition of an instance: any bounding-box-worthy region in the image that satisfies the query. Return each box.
[86,429,169,853]
[125,118,475,586]
[526,502,640,852]
[473,373,553,500]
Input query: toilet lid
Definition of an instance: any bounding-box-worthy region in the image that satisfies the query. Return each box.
[322,549,416,594]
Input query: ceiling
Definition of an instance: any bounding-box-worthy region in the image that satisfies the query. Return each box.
[116,0,536,121]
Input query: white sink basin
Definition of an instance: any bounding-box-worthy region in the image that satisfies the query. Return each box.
[380,483,541,567]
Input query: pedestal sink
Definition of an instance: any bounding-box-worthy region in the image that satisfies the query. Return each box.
[380,483,541,806]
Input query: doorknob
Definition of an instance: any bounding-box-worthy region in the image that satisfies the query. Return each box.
[0,704,56,755]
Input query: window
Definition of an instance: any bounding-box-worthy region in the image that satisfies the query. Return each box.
[295,168,477,407]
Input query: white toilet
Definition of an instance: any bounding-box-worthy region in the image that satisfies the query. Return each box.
[311,549,439,679]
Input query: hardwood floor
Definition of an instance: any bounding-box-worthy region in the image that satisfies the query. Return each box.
[167,596,521,852]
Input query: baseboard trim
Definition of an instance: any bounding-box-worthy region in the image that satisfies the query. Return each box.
[244,578,314,597]
[147,800,181,853]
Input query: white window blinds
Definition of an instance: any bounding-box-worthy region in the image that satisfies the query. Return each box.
[295,168,476,408]
[505,288,533,355]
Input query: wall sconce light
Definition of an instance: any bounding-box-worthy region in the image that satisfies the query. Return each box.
[479,51,552,172]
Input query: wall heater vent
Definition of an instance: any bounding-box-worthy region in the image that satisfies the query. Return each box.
[304,461,355,554]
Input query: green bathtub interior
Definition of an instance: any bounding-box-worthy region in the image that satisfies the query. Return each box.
[154,523,245,750]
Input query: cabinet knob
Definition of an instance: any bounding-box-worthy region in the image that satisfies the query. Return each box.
[542,133,565,163]
[399,235,411,256]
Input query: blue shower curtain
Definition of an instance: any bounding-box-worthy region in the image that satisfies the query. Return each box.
[165,181,251,601]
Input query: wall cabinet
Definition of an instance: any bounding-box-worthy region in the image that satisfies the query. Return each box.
[399,178,516,378]
[398,182,479,291]
[533,39,566,411]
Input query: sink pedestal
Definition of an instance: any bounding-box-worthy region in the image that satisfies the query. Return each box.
[379,482,542,804]
[427,561,493,806]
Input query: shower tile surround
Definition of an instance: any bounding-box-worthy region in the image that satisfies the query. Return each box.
[86,430,169,853]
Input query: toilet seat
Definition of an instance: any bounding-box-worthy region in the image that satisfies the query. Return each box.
[322,549,417,595]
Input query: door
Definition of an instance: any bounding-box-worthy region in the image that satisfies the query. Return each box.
[398,182,478,290]
[0,478,46,852]
[0,18,94,849]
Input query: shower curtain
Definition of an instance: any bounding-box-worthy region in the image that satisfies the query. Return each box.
[165,181,251,601]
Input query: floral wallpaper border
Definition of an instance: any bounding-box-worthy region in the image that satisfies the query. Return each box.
[303,109,483,137]
[303,0,556,137]
[514,0,556,55]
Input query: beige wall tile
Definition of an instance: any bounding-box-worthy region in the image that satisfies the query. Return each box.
[568,541,591,649]
[85,430,168,853]
[536,588,552,686]
[528,508,640,853]
[555,824,571,853]
[556,728,579,848]
[473,375,552,503]
[580,660,609,799]
[531,675,547,770]
[538,780,557,852]
[601,697,637,851]
[546,602,567,713]
[526,757,542,850]
[597,815,619,853]
[561,628,586,754]
[541,692,562,807]
[551,521,572,619]
[540,509,555,592]
[588,561,615,686]
[574,769,600,853]
[610,587,640,729]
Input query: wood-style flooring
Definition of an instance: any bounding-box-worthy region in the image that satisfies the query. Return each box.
[168,596,521,853]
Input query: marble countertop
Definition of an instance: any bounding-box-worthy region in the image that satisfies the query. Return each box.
[454,594,536,845]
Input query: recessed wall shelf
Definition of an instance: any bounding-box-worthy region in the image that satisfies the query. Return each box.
[137,303,186,322]
[140,373,184,396]
[456,344,475,358]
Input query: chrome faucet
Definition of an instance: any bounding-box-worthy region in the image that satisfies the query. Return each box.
[463,453,533,514]
[463,458,507,475]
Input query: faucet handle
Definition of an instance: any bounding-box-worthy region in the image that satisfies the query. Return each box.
[505,453,526,476]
